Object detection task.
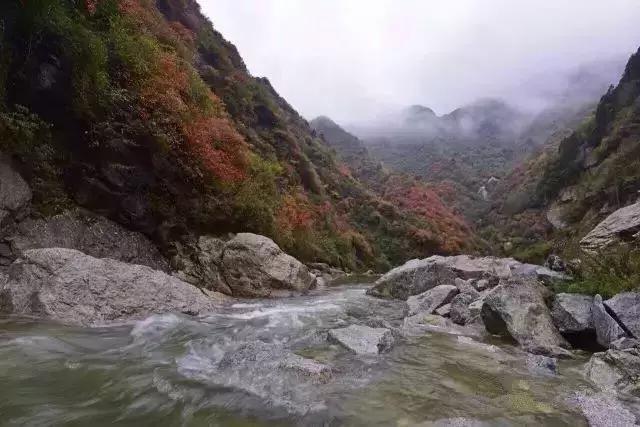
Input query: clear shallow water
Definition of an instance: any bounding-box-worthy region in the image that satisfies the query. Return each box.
[0,285,612,426]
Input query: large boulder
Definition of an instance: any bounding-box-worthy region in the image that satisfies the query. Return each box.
[593,294,628,348]
[0,154,31,233]
[328,324,394,354]
[481,277,572,357]
[3,210,169,271]
[580,200,640,252]
[605,292,640,338]
[368,255,568,300]
[0,248,218,325]
[551,293,594,334]
[406,284,458,316]
[366,257,457,299]
[221,233,316,297]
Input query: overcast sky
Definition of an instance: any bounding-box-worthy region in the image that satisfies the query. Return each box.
[199,1,640,123]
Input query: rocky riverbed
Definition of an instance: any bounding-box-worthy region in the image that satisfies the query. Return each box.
[1,284,631,426]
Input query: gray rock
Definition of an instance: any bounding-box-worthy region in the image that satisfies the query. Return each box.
[525,354,558,376]
[544,254,566,272]
[219,341,332,384]
[581,200,640,253]
[6,210,169,271]
[593,294,628,348]
[190,340,333,415]
[221,233,316,297]
[435,303,451,317]
[306,262,347,285]
[610,337,640,350]
[481,277,572,358]
[546,204,568,230]
[468,299,484,319]
[173,236,229,294]
[585,348,640,395]
[0,248,217,325]
[450,293,480,326]
[367,257,457,299]
[551,293,594,334]
[0,153,31,232]
[368,254,570,300]
[605,292,640,338]
[328,324,394,354]
[406,284,458,316]
[572,392,638,427]
[454,277,481,298]
[473,279,490,291]
[403,313,485,339]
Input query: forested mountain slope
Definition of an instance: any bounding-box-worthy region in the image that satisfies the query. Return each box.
[0,0,471,271]
[480,47,640,262]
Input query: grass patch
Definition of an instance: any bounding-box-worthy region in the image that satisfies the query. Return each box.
[554,248,640,298]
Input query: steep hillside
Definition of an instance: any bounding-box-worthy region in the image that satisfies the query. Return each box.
[0,0,470,271]
[480,47,640,262]
[311,116,473,256]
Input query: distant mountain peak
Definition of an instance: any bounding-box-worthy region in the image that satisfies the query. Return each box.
[405,105,437,117]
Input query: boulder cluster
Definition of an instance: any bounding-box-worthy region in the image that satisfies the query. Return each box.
[366,252,640,415]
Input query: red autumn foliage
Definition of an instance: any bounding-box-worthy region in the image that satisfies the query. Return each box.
[137,52,247,182]
[277,193,314,232]
[169,21,196,45]
[384,180,470,253]
[181,116,247,182]
[85,0,98,14]
[337,163,352,178]
[140,54,190,116]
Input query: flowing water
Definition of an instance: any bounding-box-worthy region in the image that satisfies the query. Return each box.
[0,285,617,426]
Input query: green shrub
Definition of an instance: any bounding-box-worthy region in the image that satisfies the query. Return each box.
[511,241,552,264]
[554,249,640,298]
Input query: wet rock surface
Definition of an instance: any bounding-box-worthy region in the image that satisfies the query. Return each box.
[0,248,218,325]
[328,324,395,354]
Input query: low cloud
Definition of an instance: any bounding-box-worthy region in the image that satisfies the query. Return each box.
[200,0,640,123]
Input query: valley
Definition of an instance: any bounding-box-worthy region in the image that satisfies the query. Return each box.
[1,0,640,425]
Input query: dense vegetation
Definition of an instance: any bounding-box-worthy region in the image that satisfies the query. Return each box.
[0,0,471,272]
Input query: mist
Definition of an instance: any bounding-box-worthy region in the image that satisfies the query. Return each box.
[199,0,640,124]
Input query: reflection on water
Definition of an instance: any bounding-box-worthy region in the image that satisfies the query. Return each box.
[0,285,613,426]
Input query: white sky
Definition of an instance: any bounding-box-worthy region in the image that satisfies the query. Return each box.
[199,0,640,123]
